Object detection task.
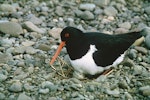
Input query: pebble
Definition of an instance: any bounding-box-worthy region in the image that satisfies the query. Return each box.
[105,89,120,97]
[145,34,150,49]
[17,93,32,100]
[23,21,45,34]
[39,88,49,94]
[0,38,14,47]
[22,40,35,46]
[0,53,13,63]
[48,97,58,100]
[27,14,43,25]
[79,11,95,20]
[0,74,7,82]
[0,93,5,100]
[79,3,96,11]
[134,46,148,54]
[93,0,110,7]
[8,81,22,92]
[23,83,35,91]
[104,6,118,16]
[0,22,23,37]
[55,6,64,17]
[115,28,129,34]
[139,86,150,96]
[48,27,62,39]
[96,75,107,82]
[118,22,131,30]
[0,4,16,12]
[25,47,37,54]
[13,46,26,54]
[144,6,150,15]
[133,65,143,75]
[118,80,128,89]
[128,49,137,59]
[37,44,51,51]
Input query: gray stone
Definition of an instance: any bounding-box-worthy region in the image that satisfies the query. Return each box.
[39,88,49,94]
[48,27,62,39]
[128,49,137,59]
[94,8,103,15]
[96,75,107,82]
[23,83,35,91]
[41,81,54,88]
[23,21,45,34]
[0,4,16,12]
[104,6,118,16]
[27,14,43,25]
[134,46,148,54]
[74,10,83,17]
[145,34,150,49]
[79,3,96,11]
[105,89,120,97]
[80,11,95,20]
[17,93,32,100]
[38,44,51,51]
[139,86,150,96]
[118,80,128,89]
[0,22,23,37]
[0,93,5,100]
[145,6,150,15]
[133,65,143,75]
[41,6,49,12]
[0,53,13,63]
[115,28,129,34]
[8,81,22,92]
[25,47,37,54]
[17,61,25,67]
[0,38,14,47]
[48,97,57,100]
[55,6,64,16]
[13,46,26,54]
[124,92,133,100]
[118,22,131,30]
[94,0,110,7]
[0,74,7,82]
[22,40,35,46]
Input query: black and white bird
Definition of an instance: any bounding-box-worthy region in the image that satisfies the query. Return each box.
[50,27,145,78]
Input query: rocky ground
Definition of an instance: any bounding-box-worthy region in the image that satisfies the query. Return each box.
[0,0,150,100]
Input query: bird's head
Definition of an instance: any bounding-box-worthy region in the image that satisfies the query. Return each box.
[50,27,83,65]
[60,26,83,43]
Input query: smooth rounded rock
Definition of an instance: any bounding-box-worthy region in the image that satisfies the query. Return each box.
[0,22,23,37]
[118,22,131,30]
[145,34,150,49]
[17,93,32,100]
[79,3,96,11]
[48,28,62,39]
[104,6,118,16]
[8,81,22,92]
[23,21,45,34]
[0,4,16,12]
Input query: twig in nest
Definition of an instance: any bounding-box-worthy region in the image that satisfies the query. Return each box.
[102,68,114,76]
[50,64,67,78]
[50,56,73,78]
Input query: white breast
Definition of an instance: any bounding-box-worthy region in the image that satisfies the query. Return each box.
[70,45,105,75]
[69,45,125,75]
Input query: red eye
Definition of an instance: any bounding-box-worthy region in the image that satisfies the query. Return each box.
[65,33,70,37]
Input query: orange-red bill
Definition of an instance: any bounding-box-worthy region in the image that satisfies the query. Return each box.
[50,41,66,65]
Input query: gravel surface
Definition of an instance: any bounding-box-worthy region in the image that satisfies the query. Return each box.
[0,0,150,100]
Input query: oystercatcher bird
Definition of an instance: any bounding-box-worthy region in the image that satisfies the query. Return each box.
[50,27,144,78]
